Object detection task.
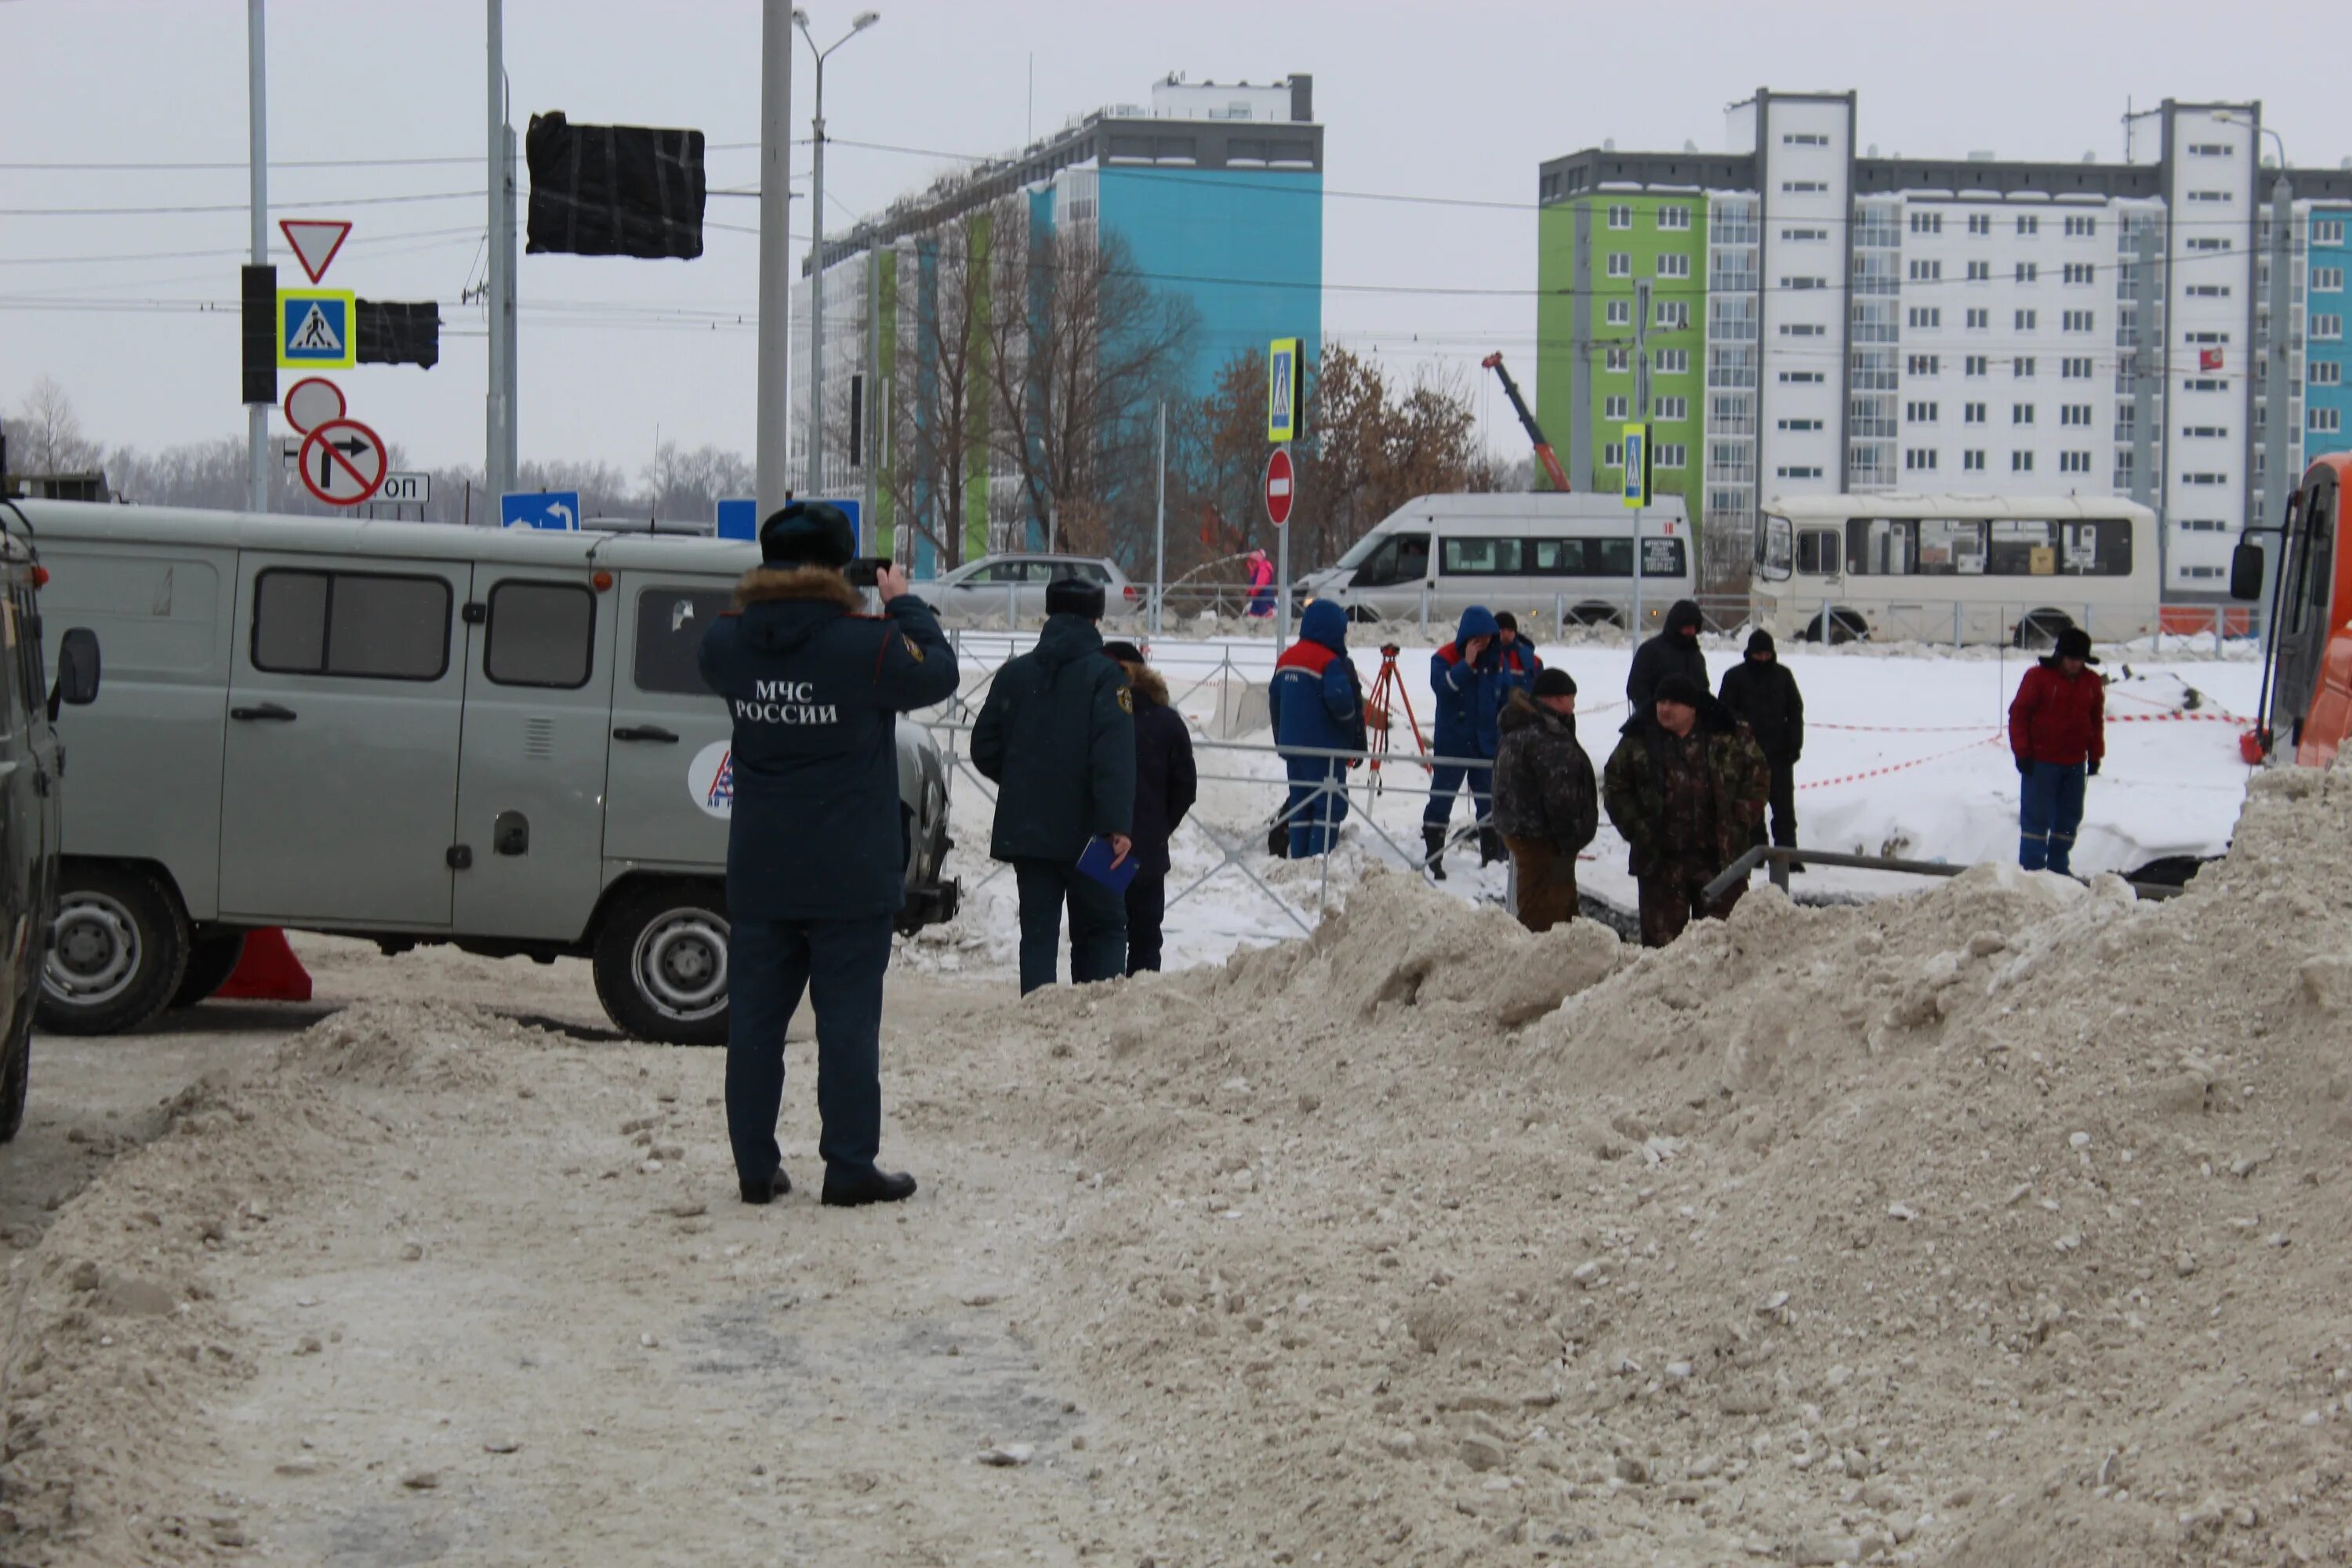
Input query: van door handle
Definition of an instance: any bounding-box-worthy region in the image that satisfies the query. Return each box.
[230,702,297,723]
[612,725,679,744]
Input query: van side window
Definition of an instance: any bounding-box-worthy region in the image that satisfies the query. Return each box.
[252,568,452,681]
[485,581,596,688]
[1439,537,1523,575]
[633,587,735,695]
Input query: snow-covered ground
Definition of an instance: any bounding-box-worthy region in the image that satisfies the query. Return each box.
[901,626,2264,980]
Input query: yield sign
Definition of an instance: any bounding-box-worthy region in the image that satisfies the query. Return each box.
[278,219,352,285]
[296,417,387,506]
[1265,446,1294,528]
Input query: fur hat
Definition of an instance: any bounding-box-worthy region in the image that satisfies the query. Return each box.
[1533,666,1578,699]
[758,501,857,568]
[1046,576,1106,620]
[1653,673,1708,710]
[2054,626,2099,665]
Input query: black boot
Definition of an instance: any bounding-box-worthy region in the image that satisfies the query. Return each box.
[821,1168,919,1208]
[1421,826,1448,881]
[739,1168,793,1205]
[1267,821,1290,858]
[1479,827,1505,867]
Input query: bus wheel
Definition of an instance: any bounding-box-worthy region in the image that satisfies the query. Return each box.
[1806,609,1867,645]
[1568,602,1621,629]
[2015,609,2074,651]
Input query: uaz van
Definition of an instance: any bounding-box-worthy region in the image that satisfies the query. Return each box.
[21,501,954,1047]
[1296,492,1696,630]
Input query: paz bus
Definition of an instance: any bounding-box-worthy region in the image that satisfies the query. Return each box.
[2234,452,2352,766]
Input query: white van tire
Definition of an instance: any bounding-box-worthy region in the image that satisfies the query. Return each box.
[170,930,249,1010]
[593,883,731,1047]
[39,864,190,1036]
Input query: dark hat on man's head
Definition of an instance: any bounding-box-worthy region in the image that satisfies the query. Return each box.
[1046,576,1106,620]
[759,501,857,568]
[1653,672,1708,710]
[1494,611,1519,633]
[2054,626,2100,665]
[1533,666,1578,699]
[1746,629,1777,658]
[1101,640,1145,666]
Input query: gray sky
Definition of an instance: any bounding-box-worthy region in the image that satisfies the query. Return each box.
[2,0,2340,475]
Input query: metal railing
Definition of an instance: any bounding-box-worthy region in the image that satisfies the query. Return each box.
[1702,844,2185,903]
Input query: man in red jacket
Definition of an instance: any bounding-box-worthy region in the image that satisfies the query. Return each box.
[2008,626,2105,876]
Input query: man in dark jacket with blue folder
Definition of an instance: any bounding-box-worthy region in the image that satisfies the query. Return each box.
[697,502,959,1210]
[973,578,1137,993]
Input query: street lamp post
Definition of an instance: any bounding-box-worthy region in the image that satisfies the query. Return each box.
[797,9,880,501]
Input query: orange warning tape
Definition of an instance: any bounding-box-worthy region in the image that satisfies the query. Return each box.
[1798,735,2003,791]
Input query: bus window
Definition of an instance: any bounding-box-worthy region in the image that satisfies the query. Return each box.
[1918,520,1986,576]
[1796,529,1842,576]
[1759,516,1792,580]
[1987,519,2054,575]
[1529,539,1578,575]
[1352,532,1428,588]
[1589,537,1632,577]
[1846,518,1917,575]
[1439,537,1523,576]
[2060,521,2133,576]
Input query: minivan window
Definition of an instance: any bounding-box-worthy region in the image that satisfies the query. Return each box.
[252,568,452,681]
[1441,537,1524,576]
[633,586,733,695]
[485,581,596,688]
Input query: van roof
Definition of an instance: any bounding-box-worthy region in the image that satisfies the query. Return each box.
[1372,492,1690,530]
[15,499,760,575]
[1765,493,2157,524]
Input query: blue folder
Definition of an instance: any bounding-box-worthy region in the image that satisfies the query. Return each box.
[1076,835,1140,893]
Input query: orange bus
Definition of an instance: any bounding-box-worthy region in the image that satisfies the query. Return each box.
[2236,452,2352,766]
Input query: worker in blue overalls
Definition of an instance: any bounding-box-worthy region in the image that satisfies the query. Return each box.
[697,503,959,1209]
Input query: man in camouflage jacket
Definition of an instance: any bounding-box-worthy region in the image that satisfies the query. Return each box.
[1602,672,1771,948]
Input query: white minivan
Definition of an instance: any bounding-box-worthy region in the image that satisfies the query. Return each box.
[1295,492,1697,630]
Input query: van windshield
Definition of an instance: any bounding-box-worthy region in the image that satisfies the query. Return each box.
[1336,532,1390,570]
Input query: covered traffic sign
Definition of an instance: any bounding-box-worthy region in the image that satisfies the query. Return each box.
[281,376,345,434]
[296,417,387,506]
[1265,447,1295,528]
[278,289,356,368]
[278,219,352,285]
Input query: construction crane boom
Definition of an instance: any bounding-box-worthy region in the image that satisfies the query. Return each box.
[1481,352,1571,494]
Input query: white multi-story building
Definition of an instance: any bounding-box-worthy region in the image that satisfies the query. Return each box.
[1540,93,2352,594]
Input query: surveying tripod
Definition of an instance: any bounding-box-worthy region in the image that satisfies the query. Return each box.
[1362,643,1428,798]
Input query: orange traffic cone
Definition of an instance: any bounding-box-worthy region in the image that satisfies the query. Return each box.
[213,927,314,1003]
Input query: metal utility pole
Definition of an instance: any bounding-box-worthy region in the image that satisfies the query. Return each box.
[756,0,795,521]
[2130,222,2162,579]
[484,0,517,503]
[2263,166,2295,542]
[798,10,881,502]
[1153,399,1167,635]
[1632,278,1651,633]
[246,0,268,514]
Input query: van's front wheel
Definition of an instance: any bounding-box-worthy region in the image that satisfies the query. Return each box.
[593,883,731,1047]
[39,865,190,1036]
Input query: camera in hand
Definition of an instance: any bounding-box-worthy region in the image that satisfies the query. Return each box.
[844,557,893,589]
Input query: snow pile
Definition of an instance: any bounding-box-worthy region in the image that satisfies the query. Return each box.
[985,762,2352,1565]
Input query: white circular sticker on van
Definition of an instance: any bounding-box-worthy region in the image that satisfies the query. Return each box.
[688,740,735,819]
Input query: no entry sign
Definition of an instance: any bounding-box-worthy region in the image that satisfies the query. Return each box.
[1265,446,1294,528]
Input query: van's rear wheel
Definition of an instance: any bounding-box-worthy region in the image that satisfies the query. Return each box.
[1567,602,1622,629]
[39,865,189,1036]
[1806,609,1868,645]
[2016,609,2074,650]
[593,883,730,1047]
[169,930,249,1010]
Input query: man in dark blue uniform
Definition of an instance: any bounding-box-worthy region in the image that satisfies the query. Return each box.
[697,503,959,1208]
[971,577,1136,993]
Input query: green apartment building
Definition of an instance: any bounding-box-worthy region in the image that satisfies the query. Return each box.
[1535,193,1709,514]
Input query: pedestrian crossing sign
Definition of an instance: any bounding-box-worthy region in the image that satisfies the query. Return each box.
[278,289,356,368]
[1267,337,1303,443]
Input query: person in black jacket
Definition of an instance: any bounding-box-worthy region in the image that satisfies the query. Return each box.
[696,502,960,1210]
[1103,641,1198,975]
[1715,630,1805,864]
[1626,598,1709,720]
[972,579,1138,994]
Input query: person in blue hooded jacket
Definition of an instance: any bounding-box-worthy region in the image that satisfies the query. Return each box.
[696,503,960,1211]
[1424,604,1504,879]
[1269,599,1367,858]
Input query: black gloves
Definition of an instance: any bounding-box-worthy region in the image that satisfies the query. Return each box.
[2086,759,2101,777]
[2016,755,2032,778]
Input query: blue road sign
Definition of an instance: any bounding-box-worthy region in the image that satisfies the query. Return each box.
[500,491,581,531]
[715,498,862,549]
[278,289,355,368]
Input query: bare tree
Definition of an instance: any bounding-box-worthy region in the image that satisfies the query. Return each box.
[8,376,103,474]
[874,212,1000,572]
[983,225,1196,562]
[641,443,751,522]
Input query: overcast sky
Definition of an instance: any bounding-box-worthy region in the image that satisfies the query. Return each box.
[2,0,2340,477]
